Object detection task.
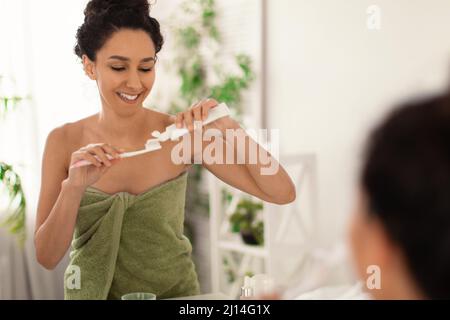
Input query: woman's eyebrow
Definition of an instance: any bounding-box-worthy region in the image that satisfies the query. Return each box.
[141,57,156,62]
[108,55,156,62]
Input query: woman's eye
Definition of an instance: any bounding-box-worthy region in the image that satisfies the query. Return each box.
[110,67,152,72]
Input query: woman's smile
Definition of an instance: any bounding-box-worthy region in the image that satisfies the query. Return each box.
[116,91,142,104]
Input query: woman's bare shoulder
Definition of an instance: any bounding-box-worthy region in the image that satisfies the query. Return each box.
[47,115,97,150]
[143,107,176,129]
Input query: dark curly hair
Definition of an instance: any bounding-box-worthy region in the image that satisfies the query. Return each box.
[74,0,164,61]
[362,92,450,299]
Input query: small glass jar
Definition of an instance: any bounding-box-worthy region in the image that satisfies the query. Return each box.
[121,292,156,300]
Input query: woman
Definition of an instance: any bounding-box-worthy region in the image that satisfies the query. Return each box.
[34,0,296,299]
[349,92,450,299]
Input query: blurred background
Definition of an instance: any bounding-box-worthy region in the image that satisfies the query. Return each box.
[1,0,450,299]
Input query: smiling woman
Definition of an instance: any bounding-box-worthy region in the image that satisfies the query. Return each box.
[81,29,158,114]
[75,0,162,116]
[33,0,295,300]
[33,0,204,300]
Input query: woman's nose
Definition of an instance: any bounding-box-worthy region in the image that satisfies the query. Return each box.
[126,72,143,90]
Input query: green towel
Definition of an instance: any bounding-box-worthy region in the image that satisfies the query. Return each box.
[64,171,200,300]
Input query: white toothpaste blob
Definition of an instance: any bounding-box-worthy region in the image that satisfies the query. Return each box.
[145,138,160,150]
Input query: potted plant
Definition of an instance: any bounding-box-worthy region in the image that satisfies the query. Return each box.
[229,198,264,246]
[0,75,28,245]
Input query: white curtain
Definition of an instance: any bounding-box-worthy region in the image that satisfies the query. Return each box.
[0,0,92,299]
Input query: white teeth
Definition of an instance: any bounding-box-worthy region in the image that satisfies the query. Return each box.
[119,93,139,100]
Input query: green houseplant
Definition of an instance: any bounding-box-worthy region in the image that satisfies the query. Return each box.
[229,197,264,246]
[0,162,26,244]
[0,75,28,245]
[167,0,255,116]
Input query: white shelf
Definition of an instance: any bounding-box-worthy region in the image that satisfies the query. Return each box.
[218,239,268,258]
[209,154,318,298]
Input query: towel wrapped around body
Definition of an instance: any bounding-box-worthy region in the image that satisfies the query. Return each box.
[64,171,200,299]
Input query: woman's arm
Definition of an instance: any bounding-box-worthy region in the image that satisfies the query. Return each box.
[175,100,296,205]
[34,126,85,270]
[34,126,121,269]
[202,120,295,204]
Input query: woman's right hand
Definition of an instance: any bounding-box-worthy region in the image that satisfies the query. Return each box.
[66,143,123,189]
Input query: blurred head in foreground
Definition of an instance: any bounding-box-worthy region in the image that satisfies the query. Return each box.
[350,92,450,299]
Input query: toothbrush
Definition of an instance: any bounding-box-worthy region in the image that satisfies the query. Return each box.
[70,103,231,168]
[69,139,162,169]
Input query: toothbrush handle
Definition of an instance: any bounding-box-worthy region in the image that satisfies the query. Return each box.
[70,154,116,168]
[70,142,163,168]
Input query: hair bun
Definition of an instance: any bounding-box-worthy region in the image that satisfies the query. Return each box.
[84,0,150,22]
[75,0,163,60]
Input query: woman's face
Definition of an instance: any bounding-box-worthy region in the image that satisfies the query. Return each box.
[84,28,157,116]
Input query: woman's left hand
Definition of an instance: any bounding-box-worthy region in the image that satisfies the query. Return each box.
[174,98,238,134]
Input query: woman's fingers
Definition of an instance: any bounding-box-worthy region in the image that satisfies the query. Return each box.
[176,112,184,129]
[184,109,194,131]
[72,143,124,168]
[201,100,217,121]
[88,146,112,167]
[101,144,122,159]
[192,106,202,128]
[205,98,218,107]
[201,103,208,121]
[176,98,220,130]
[94,146,113,166]
[73,150,102,167]
[199,98,218,121]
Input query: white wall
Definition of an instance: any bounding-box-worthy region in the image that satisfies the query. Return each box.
[29,0,92,155]
[267,0,450,245]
